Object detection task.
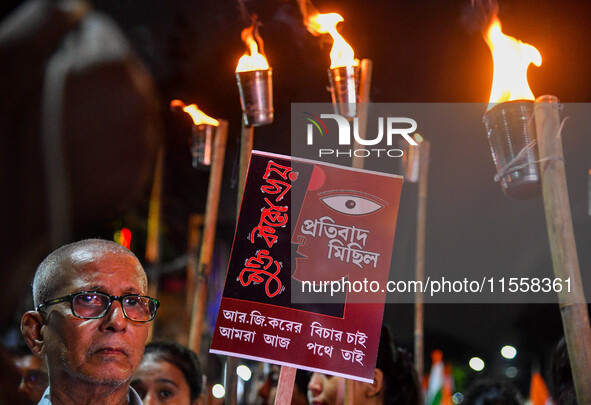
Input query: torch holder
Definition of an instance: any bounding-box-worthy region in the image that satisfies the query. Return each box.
[402,142,421,183]
[483,100,541,199]
[190,124,216,169]
[328,65,360,118]
[236,69,273,126]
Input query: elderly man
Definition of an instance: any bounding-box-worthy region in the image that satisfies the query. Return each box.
[21,239,160,405]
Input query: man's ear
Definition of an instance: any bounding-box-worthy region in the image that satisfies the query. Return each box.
[366,368,384,397]
[21,311,46,358]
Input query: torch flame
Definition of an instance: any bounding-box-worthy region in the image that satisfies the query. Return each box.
[236,22,270,72]
[307,12,359,69]
[171,100,219,126]
[485,16,541,107]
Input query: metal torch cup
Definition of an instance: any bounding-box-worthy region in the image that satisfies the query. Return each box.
[236,69,273,126]
[483,100,541,199]
[402,142,421,183]
[328,65,360,118]
[190,124,216,168]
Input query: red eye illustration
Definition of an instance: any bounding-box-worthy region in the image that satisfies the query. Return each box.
[319,191,385,216]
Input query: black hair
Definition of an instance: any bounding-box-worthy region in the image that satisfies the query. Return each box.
[463,378,523,405]
[144,341,203,401]
[550,337,577,405]
[377,325,422,405]
[294,369,310,396]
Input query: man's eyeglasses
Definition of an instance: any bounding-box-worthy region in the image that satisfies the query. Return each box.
[36,291,160,322]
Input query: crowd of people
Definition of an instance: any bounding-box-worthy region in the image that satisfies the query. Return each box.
[0,239,576,404]
[0,0,586,402]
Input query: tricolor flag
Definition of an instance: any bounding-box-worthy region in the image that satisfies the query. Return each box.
[425,350,444,405]
[529,371,551,405]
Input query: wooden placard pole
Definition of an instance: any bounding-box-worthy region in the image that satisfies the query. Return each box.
[351,59,373,170]
[188,120,228,354]
[345,379,355,405]
[534,95,591,403]
[146,146,164,342]
[414,140,430,381]
[274,366,297,405]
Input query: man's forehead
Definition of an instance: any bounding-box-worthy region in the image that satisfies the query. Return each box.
[58,247,147,292]
[68,244,133,263]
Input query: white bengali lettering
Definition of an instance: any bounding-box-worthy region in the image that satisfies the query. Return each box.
[249,310,266,326]
[263,334,279,347]
[310,321,323,338]
[218,327,256,343]
[341,348,365,365]
[223,310,237,322]
[307,342,333,358]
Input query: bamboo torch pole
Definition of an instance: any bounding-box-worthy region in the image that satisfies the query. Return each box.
[146,146,165,342]
[236,121,298,405]
[224,121,255,405]
[344,58,373,405]
[414,140,430,381]
[237,123,254,218]
[188,120,228,354]
[534,96,591,403]
[351,59,373,170]
[185,214,204,319]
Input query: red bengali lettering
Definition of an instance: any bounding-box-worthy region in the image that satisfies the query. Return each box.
[238,249,283,298]
[263,161,296,181]
[250,198,288,248]
[261,178,291,202]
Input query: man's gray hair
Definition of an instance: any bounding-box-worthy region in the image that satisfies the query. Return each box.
[32,239,146,307]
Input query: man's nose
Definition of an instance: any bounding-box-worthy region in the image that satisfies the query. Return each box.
[100,300,127,331]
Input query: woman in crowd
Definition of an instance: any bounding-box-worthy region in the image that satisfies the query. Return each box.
[307,326,422,405]
[131,341,203,405]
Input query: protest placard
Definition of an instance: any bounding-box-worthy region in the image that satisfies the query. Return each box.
[210,151,403,382]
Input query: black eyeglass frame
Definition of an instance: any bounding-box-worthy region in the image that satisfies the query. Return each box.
[36,291,160,322]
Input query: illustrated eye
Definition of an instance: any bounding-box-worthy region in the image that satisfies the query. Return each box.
[320,192,385,216]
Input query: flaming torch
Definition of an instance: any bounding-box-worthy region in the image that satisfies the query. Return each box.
[481,12,591,402]
[170,100,228,357]
[482,16,542,199]
[303,5,372,170]
[235,20,273,127]
[307,12,364,118]
[171,100,220,168]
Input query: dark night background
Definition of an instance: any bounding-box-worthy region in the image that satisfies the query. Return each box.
[2,0,591,398]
